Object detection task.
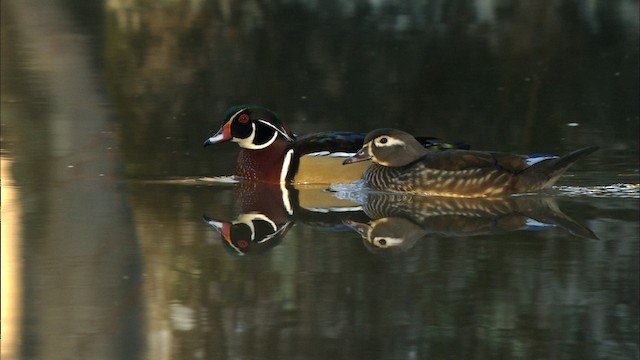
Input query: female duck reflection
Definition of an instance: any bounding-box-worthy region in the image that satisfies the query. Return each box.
[344,193,598,253]
[203,182,597,256]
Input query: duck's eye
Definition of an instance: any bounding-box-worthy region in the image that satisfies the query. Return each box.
[378,137,388,144]
[237,114,250,123]
[236,239,250,248]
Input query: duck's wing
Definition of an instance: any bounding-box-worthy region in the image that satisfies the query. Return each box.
[294,132,471,157]
[415,136,471,151]
[419,150,531,172]
[294,132,366,157]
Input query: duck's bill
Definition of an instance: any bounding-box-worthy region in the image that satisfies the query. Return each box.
[203,215,231,241]
[342,146,371,165]
[203,121,232,147]
[342,219,371,238]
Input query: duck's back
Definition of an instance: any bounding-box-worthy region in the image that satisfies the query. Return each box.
[365,160,521,197]
[410,150,530,172]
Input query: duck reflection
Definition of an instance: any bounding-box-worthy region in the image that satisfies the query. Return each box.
[204,182,597,256]
[345,217,426,253]
[204,213,293,256]
[202,181,367,256]
[345,193,598,252]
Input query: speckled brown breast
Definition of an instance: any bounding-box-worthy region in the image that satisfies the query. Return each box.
[235,143,289,183]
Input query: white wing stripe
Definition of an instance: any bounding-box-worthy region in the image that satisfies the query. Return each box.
[306,151,356,157]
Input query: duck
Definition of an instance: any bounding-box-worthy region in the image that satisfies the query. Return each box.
[203,106,468,184]
[342,128,598,198]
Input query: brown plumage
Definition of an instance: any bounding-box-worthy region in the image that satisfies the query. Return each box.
[343,128,598,198]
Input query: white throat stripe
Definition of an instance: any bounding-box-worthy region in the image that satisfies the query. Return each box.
[281,149,294,183]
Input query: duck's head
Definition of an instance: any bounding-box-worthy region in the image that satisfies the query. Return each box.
[204,106,295,150]
[344,217,425,253]
[204,213,293,256]
[343,128,427,167]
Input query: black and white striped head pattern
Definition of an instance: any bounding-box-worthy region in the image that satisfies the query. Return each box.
[204,106,295,150]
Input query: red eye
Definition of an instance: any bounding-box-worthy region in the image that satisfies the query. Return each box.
[237,239,249,248]
[238,114,250,123]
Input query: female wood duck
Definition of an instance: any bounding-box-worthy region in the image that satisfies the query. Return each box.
[204,106,467,184]
[343,128,598,198]
[345,193,598,241]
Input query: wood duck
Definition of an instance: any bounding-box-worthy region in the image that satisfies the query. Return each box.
[343,128,598,198]
[204,106,468,184]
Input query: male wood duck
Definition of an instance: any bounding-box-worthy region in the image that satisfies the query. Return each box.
[343,128,598,198]
[204,106,467,184]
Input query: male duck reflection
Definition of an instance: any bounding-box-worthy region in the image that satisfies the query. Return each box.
[344,128,598,197]
[204,213,293,256]
[202,181,368,256]
[344,194,598,253]
[203,106,467,184]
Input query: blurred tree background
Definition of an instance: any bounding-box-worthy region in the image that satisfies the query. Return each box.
[84,0,639,177]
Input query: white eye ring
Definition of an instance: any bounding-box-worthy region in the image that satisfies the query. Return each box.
[373,236,404,248]
[374,136,403,147]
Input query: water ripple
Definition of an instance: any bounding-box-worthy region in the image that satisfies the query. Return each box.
[198,176,240,184]
[330,182,640,199]
[553,184,640,198]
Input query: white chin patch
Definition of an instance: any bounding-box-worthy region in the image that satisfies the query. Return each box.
[236,213,277,238]
[234,123,279,150]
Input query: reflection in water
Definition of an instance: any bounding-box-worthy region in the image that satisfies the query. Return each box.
[345,193,598,253]
[204,181,597,256]
[137,180,637,360]
[204,213,294,256]
[1,156,22,359]
[3,1,143,359]
[202,180,368,255]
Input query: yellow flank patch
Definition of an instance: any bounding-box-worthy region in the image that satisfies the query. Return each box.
[296,186,361,209]
[295,156,370,185]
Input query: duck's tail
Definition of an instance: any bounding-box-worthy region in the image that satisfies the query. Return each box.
[520,146,599,189]
[520,197,599,239]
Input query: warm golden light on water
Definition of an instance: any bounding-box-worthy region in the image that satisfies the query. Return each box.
[1,155,22,359]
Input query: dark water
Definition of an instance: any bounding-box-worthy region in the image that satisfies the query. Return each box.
[2,1,639,359]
